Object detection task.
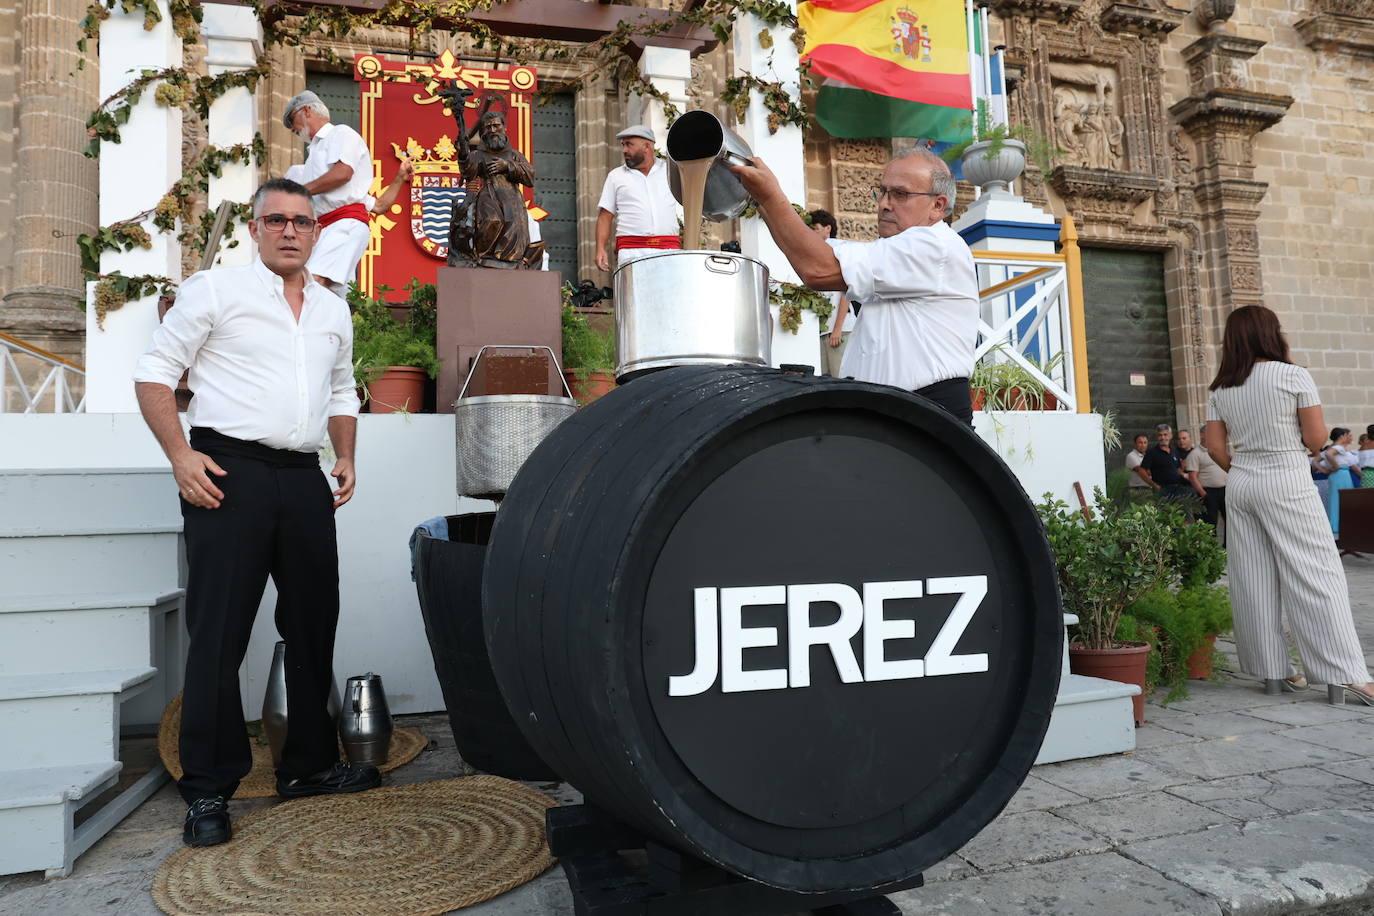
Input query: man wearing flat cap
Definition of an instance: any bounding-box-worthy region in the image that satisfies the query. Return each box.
[283,90,376,297]
[595,124,682,272]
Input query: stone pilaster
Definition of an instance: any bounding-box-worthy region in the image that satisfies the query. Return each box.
[0,0,99,353]
[0,0,18,300]
[1169,34,1291,313]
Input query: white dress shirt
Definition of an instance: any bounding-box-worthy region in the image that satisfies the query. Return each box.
[597,159,680,237]
[303,122,375,216]
[133,259,360,453]
[828,220,979,391]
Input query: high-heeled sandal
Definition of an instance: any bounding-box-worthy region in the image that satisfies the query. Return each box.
[1263,675,1309,695]
[1327,684,1374,707]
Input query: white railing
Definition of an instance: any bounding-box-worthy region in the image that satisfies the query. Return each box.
[0,331,86,413]
[971,236,1091,413]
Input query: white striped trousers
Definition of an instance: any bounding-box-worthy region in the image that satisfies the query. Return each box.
[1226,452,1371,684]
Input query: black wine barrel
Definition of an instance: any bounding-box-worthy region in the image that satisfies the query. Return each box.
[412,513,556,780]
[483,366,1062,893]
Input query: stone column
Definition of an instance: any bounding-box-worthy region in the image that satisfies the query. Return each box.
[83,0,183,413]
[731,5,821,371]
[632,45,692,145]
[203,2,263,267]
[0,0,99,362]
[1170,34,1291,320]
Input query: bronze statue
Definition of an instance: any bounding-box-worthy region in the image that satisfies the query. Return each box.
[439,83,544,269]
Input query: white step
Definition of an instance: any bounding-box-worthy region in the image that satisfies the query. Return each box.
[1035,673,1139,765]
[0,530,181,604]
[0,762,121,876]
[0,592,181,676]
[0,668,155,769]
[0,760,169,878]
[0,468,180,534]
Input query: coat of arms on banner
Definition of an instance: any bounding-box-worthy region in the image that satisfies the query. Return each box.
[389,134,467,262]
[355,51,540,299]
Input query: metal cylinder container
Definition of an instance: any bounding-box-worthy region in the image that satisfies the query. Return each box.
[665,109,755,222]
[339,673,394,768]
[613,251,770,381]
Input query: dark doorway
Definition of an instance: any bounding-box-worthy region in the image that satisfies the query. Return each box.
[530,93,578,284]
[306,71,360,132]
[1080,248,1176,478]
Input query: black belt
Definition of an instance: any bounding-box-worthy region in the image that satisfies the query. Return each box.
[189,427,318,468]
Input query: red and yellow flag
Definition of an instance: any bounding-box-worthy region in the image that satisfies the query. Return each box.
[799,0,973,141]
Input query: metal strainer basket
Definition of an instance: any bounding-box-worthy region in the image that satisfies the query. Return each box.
[453,346,578,500]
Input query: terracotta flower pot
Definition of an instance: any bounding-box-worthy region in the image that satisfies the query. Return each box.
[1069,640,1151,726]
[970,387,986,411]
[368,366,427,414]
[563,369,616,405]
[1186,634,1218,680]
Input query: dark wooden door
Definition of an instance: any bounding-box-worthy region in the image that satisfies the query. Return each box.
[530,93,578,284]
[306,72,361,132]
[1080,248,1176,477]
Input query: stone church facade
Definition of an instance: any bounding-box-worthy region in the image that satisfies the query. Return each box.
[1,0,1370,434]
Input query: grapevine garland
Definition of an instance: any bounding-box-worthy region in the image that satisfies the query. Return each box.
[77,0,815,310]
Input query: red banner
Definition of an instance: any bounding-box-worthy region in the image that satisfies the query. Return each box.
[354,51,542,300]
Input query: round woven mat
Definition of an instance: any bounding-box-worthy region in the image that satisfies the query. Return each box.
[158,694,427,799]
[152,775,557,916]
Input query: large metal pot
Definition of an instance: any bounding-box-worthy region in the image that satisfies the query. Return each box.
[614,251,770,380]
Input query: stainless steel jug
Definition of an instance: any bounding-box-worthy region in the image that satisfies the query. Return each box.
[666,110,755,223]
[262,640,342,768]
[339,672,394,767]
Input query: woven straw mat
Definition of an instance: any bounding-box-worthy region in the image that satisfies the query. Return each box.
[158,693,426,799]
[153,774,557,916]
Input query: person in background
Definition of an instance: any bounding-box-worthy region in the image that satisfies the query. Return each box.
[1176,428,1195,463]
[1205,305,1372,704]
[1138,423,1191,503]
[1358,429,1374,487]
[1313,427,1359,535]
[1124,434,1151,501]
[807,209,854,377]
[133,178,382,848]
[1184,425,1228,539]
[282,91,376,297]
[595,125,681,271]
[729,149,978,423]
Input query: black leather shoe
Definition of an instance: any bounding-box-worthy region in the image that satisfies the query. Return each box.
[183,796,230,847]
[277,761,381,799]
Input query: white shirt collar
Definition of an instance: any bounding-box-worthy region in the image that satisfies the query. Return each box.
[251,256,321,296]
[309,121,336,146]
[623,157,664,176]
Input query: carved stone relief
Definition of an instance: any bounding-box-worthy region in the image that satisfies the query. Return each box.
[1050,73,1125,170]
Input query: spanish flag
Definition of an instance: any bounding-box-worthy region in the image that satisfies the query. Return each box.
[800,0,973,141]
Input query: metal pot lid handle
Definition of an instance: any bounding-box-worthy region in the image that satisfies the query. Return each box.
[457,344,576,401]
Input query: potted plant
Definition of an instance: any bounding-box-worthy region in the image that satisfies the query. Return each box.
[352,286,441,414]
[970,354,1054,410]
[943,106,1059,194]
[560,297,616,405]
[1038,490,1175,724]
[1124,511,1232,699]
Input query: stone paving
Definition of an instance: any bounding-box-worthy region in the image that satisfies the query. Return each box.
[2,555,1372,916]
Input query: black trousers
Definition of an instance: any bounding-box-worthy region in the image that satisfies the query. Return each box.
[1203,485,1227,530]
[913,376,974,426]
[177,428,341,802]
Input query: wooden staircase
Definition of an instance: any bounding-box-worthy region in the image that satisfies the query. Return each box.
[0,467,185,877]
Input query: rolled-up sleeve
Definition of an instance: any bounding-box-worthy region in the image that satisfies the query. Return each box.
[132,271,216,389]
[828,230,949,303]
[327,315,361,418]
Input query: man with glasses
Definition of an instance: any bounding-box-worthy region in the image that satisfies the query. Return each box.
[133,178,379,850]
[282,90,375,297]
[730,149,978,422]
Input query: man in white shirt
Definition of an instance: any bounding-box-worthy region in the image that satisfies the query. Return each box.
[283,91,375,297]
[595,124,682,272]
[133,178,379,850]
[730,149,979,422]
[1125,433,1150,492]
[808,209,854,377]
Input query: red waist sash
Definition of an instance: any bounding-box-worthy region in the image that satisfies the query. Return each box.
[616,234,681,251]
[317,202,369,228]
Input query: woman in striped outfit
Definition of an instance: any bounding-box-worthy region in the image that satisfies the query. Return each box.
[1206,306,1374,705]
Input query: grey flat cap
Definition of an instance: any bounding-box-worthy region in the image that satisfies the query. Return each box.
[283,90,323,129]
[616,124,655,142]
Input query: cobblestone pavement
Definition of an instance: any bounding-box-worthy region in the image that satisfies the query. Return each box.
[3,556,1372,916]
